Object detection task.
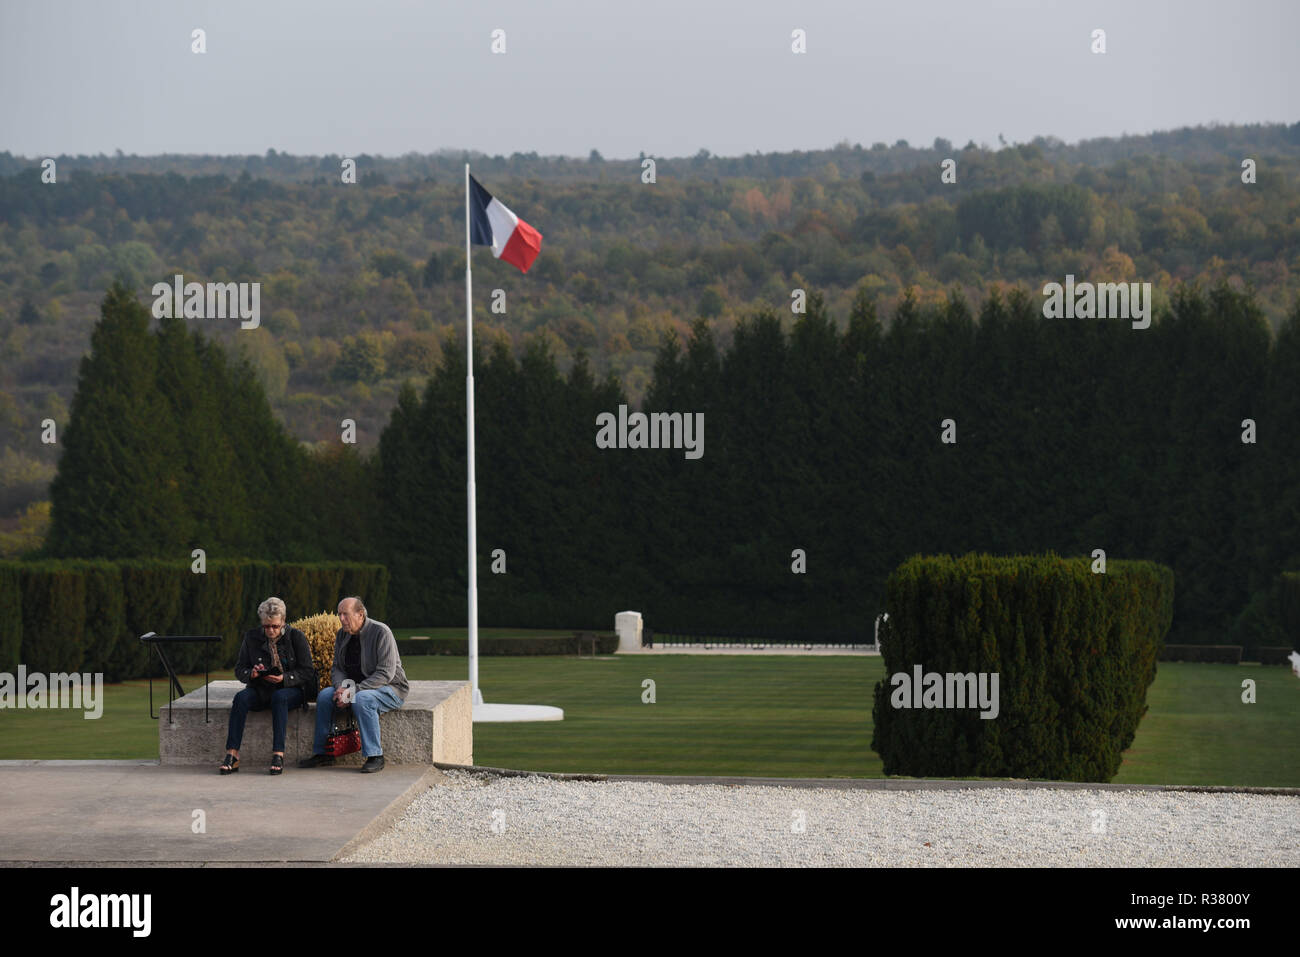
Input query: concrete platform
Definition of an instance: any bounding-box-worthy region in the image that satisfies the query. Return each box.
[0,762,440,863]
[159,680,472,767]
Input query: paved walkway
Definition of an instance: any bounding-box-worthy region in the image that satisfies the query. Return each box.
[0,761,436,864]
[5,760,1291,866]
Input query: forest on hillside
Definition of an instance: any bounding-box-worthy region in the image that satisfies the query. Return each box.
[2,122,1299,555]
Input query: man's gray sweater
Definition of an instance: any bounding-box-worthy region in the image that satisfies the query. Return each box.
[331,617,409,700]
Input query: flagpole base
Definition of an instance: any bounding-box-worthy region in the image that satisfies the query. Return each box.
[472,702,565,723]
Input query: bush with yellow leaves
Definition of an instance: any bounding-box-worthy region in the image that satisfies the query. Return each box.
[290,611,341,689]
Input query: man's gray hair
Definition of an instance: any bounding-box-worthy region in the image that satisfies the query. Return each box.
[258,597,287,622]
[340,596,367,616]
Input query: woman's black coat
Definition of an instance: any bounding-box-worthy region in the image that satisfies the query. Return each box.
[233,627,317,708]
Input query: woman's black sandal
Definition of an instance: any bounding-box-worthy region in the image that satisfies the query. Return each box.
[269,754,284,775]
[219,753,239,774]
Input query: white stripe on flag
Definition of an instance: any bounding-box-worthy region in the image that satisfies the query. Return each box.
[485,198,519,259]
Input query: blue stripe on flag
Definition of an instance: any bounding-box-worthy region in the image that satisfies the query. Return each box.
[469,175,496,246]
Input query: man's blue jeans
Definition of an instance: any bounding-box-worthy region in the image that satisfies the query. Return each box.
[226,685,304,753]
[314,686,404,758]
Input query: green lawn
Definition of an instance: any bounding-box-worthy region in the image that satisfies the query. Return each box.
[422,655,879,778]
[0,672,220,760]
[1111,661,1299,787]
[1,655,1296,786]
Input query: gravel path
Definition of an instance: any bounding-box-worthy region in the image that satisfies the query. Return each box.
[340,771,1300,867]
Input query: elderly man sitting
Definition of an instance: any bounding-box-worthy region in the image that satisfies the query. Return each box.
[299,596,408,773]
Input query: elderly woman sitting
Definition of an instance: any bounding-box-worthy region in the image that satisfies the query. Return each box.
[220,597,317,775]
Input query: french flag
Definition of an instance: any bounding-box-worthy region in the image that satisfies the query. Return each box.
[469,175,543,273]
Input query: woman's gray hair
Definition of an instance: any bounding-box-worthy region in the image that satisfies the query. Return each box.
[258,597,287,622]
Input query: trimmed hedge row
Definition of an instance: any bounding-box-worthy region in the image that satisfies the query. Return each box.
[1281,572,1300,643]
[0,560,387,681]
[1161,644,1293,664]
[0,563,21,673]
[1160,644,1244,664]
[395,632,619,656]
[871,553,1174,783]
[1228,570,1300,659]
[384,563,618,633]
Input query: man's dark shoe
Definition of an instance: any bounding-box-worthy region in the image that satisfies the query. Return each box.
[361,755,385,773]
[298,753,335,769]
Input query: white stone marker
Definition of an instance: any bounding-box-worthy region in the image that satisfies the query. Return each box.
[615,611,643,653]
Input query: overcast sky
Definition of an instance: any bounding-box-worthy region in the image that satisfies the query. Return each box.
[1,0,1296,159]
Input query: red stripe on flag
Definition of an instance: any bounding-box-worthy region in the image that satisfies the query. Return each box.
[499,219,542,273]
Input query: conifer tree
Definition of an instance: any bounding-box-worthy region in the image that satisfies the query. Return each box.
[47,283,191,557]
[154,315,249,554]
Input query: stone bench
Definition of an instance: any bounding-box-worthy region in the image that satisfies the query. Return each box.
[158,680,473,767]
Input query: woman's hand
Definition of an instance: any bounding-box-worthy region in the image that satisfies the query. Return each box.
[264,673,283,683]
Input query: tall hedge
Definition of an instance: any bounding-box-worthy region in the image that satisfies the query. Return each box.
[305,564,345,619]
[237,560,274,632]
[870,553,1173,783]
[0,563,23,673]
[182,563,245,671]
[264,562,388,625]
[271,563,316,630]
[118,560,184,678]
[72,560,126,681]
[338,563,390,623]
[18,562,87,674]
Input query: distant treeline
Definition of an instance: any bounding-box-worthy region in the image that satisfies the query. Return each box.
[44,281,1300,648]
[3,120,1298,183]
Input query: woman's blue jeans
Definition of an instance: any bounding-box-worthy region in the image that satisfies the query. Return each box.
[225,685,304,752]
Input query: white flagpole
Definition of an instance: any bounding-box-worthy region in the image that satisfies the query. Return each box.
[456,169,562,725]
[465,163,480,706]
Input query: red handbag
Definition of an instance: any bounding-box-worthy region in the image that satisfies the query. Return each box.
[324,708,361,757]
